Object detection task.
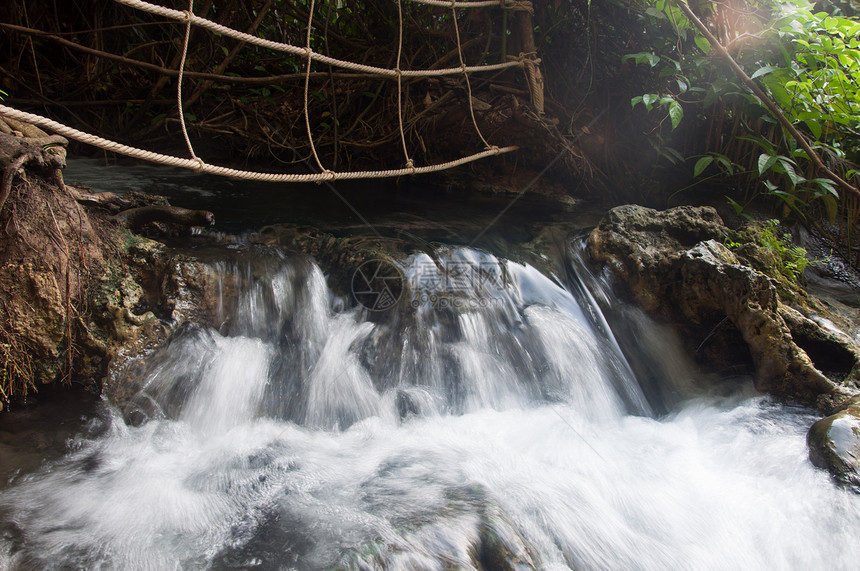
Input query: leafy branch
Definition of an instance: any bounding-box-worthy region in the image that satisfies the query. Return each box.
[671,0,860,201]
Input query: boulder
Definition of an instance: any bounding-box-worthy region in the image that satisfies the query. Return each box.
[587,205,858,410]
[807,402,860,491]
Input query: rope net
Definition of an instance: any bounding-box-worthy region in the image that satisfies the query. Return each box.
[0,104,515,183]
[0,0,537,182]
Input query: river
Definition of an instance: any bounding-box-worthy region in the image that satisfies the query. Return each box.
[0,160,858,569]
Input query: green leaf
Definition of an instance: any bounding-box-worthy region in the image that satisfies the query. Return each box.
[811,177,839,198]
[669,101,683,129]
[778,158,803,186]
[694,35,711,54]
[751,66,777,80]
[821,195,838,224]
[757,153,778,176]
[762,180,779,193]
[631,95,643,108]
[643,93,658,110]
[715,155,734,175]
[622,52,661,67]
[693,156,713,177]
[771,189,808,209]
[803,119,822,140]
[738,135,777,155]
[661,146,684,164]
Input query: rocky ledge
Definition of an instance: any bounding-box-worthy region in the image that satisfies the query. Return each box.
[587,204,860,489]
[0,118,217,410]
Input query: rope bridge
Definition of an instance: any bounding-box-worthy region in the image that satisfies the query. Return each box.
[0,0,543,183]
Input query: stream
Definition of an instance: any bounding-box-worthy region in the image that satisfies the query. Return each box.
[1,161,859,569]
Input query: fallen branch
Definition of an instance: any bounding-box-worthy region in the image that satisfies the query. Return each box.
[672,0,860,200]
[113,205,215,231]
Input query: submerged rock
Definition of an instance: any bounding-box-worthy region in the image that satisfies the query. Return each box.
[587,205,858,410]
[807,403,860,491]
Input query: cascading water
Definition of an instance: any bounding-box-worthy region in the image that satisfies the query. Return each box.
[2,241,859,570]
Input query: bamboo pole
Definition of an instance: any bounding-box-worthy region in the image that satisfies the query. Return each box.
[513,8,544,114]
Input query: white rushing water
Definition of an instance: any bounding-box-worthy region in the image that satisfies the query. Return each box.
[1,245,859,570]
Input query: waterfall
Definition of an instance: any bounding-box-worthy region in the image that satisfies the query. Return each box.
[1,242,859,570]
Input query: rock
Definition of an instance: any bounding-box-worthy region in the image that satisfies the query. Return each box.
[807,403,860,491]
[254,224,415,300]
[679,240,834,402]
[0,128,112,398]
[587,205,858,409]
[778,305,860,388]
[586,205,725,313]
[0,121,228,409]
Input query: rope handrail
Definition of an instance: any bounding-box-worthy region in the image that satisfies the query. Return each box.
[0,105,517,183]
[395,0,415,172]
[408,0,531,8]
[451,0,492,150]
[303,0,326,174]
[113,0,525,78]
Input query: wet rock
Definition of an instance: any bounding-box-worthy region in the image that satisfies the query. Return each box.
[587,205,858,409]
[254,224,413,299]
[102,243,243,407]
[586,205,725,313]
[343,482,540,570]
[679,240,834,402]
[778,306,860,388]
[807,402,860,491]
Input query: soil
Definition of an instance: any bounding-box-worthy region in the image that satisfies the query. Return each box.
[0,125,180,410]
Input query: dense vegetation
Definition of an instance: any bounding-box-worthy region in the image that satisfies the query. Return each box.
[623,0,860,262]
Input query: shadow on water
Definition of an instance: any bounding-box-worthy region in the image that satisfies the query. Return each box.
[64,158,602,239]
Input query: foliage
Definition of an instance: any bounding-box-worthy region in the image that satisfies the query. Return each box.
[726,219,811,283]
[756,219,811,282]
[759,2,860,161]
[626,0,860,234]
